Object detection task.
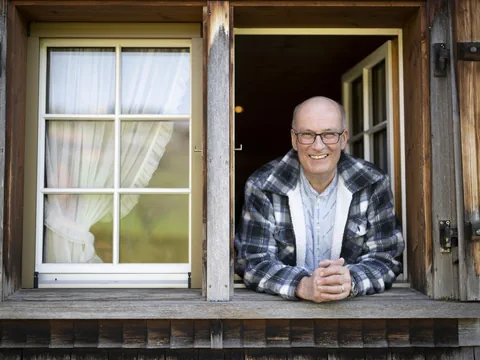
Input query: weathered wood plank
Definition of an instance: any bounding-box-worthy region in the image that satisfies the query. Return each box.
[459,319,480,346]
[387,319,410,347]
[147,320,170,349]
[109,350,138,360]
[338,320,363,348]
[290,319,314,347]
[433,319,458,346]
[170,320,194,349]
[0,3,6,304]
[428,0,459,300]
[245,349,287,360]
[315,319,339,348]
[403,4,431,296]
[243,320,266,348]
[25,320,50,347]
[165,349,198,360]
[98,320,123,348]
[193,320,210,348]
[410,319,434,347]
[4,1,27,300]
[265,320,290,347]
[288,349,328,360]
[0,349,22,360]
[50,320,75,348]
[222,319,242,348]
[206,0,232,302]
[137,350,165,360]
[390,349,425,360]
[71,350,109,360]
[455,0,480,301]
[198,350,224,360]
[363,319,388,348]
[74,320,99,348]
[1,320,26,348]
[123,320,147,349]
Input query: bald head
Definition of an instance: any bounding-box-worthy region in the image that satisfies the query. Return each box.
[292,96,346,130]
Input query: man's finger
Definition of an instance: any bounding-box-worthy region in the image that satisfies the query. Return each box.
[316,274,345,286]
[319,265,350,278]
[318,258,344,268]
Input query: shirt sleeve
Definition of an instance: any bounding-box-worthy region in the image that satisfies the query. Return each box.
[345,175,405,296]
[234,178,310,300]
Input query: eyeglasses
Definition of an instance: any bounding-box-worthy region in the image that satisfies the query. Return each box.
[292,129,345,145]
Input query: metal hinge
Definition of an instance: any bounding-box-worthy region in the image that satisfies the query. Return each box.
[433,43,450,77]
[439,220,480,253]
[188,272,191,289]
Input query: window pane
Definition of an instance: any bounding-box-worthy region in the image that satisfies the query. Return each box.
[121,48,191,115]
[121,121,189,188]
[352,139,364,159]
[43,194,113,263]
[47,48,115,114]
[374,129,388,173]
[45,121,114,188]
[372,60,386,126]
[120,194,189,263]
[351,76,364,135]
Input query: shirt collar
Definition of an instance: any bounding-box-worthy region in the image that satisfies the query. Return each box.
[299,167,338,200]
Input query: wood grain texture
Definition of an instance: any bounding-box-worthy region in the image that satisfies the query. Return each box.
[243,320,266,348]
[387,319,410,347]
[410,319,434,347]
[146,320,170,349]
[233,5,418,28]
[206,0,231,301]
[0,8,6,304]
[403,5,432,296]
[454,0,480,301]
[4,2,27,299]
[459,319,480,346]
[428,0,459,300]
[223,319,243,348]
[170,320,194,349]
[363,320,388,348]
[290,319,314,347]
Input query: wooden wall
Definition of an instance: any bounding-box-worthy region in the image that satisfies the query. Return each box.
[403,5,432,296]
[454,0,480,301]
[3,3,28,299]
[1,347,480,360]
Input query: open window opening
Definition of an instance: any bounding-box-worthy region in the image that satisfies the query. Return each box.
[234,32,407,283]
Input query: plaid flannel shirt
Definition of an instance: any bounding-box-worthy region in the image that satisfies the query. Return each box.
[234,149,404,300]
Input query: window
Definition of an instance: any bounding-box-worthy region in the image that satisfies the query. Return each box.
[342,41,393,177]
[23,25,203,288]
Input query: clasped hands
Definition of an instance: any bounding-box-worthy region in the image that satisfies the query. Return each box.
[296,258,352,303]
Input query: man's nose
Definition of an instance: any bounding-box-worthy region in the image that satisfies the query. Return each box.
[311,135,326,150]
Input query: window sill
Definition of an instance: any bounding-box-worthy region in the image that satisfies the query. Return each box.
[1,286,479,320]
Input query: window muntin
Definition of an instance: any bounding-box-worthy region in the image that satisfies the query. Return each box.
[35,39,195,286]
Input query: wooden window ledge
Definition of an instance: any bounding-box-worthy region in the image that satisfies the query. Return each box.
[1,286,479,320]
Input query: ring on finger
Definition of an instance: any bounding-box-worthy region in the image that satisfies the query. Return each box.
[340,285,345,293]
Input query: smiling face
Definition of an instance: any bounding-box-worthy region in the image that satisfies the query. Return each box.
[291,98,348,192]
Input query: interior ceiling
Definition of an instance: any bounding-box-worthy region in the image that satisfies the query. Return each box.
[234,35,393,217]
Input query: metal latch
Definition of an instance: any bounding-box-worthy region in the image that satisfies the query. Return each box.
[457,42,480,61]
[433,43,450,77]
[439,220,480,253]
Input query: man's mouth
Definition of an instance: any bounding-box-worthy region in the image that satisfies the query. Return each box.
[309,154,329,160]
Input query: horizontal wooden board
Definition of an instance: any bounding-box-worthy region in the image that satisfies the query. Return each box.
[0,319,466,349]
[2,288,480,319]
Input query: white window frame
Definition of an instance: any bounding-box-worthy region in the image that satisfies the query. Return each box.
[23,24,203,288]
[341,40,407,280]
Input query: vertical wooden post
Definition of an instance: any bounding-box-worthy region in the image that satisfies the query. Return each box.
[0,5,6,301]
[428,0,459,300]
[454,0,480,300]
[206,0,231,301]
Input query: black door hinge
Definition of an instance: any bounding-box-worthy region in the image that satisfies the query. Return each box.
[433,43,450,77]
[439,220,480,253]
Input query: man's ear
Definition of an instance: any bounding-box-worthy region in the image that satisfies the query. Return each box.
[340,129,349,150]
[291,129,298,151]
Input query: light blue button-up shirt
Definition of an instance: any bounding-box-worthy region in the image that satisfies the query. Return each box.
[299,168,338,272]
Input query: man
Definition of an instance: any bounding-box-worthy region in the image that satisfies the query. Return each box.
[234,96,404,302]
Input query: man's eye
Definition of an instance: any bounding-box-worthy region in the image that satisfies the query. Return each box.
[322,132,336,139]
[300,133,315,138]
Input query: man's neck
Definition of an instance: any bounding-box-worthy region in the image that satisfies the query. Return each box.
[304,171,337,194]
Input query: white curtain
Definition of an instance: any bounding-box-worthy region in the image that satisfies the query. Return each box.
[44,47,190,263]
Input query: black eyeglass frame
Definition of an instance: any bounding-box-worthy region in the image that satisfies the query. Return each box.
[292,128,346,145]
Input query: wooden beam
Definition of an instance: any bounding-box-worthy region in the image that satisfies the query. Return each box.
[230,1,424,6]
[0,2,6,303]
[206,0,232,301]
[428,0,459,300]
[454,0,480,301]
[403,5,432,296]
[4,2,28,299]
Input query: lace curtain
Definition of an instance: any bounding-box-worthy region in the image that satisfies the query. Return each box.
[44,47,190,263]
